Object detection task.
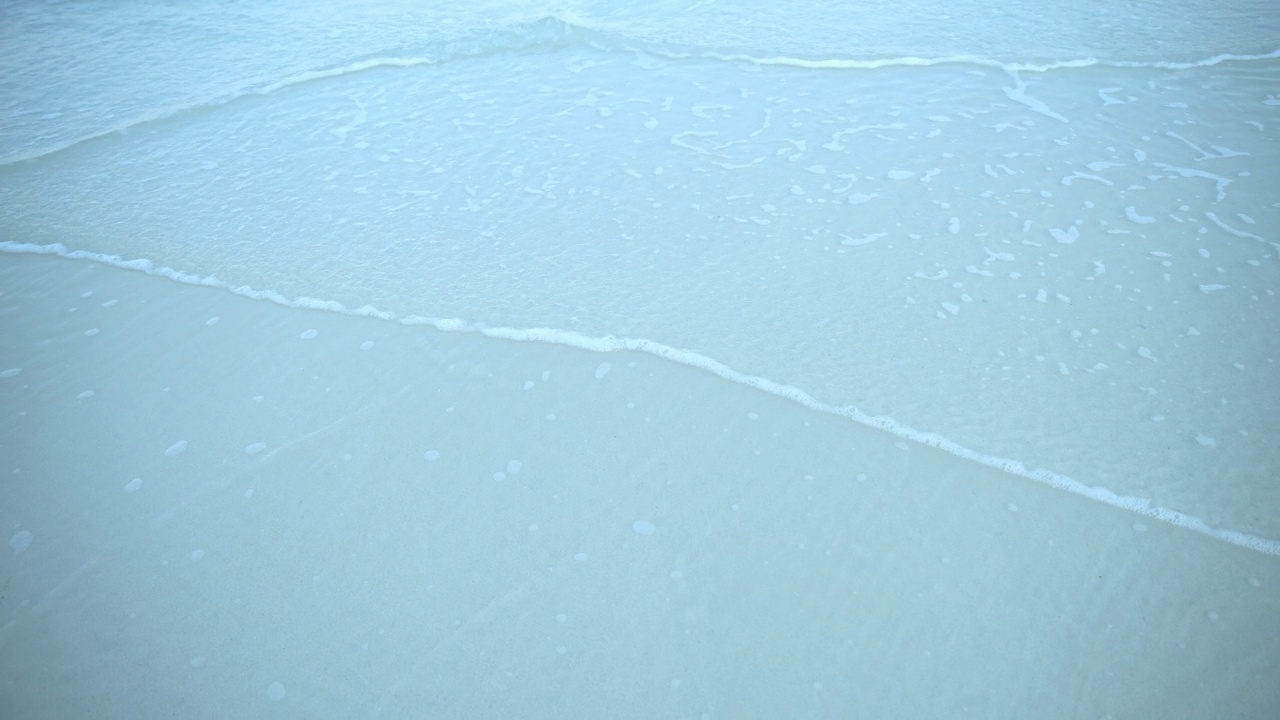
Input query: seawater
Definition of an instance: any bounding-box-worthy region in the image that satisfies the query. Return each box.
[1,0,1277,551]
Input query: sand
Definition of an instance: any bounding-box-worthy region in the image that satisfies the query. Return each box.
[2,252,1277,718]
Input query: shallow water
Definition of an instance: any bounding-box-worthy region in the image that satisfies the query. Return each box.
[1,3,1279,715]
[3,1,1277,544]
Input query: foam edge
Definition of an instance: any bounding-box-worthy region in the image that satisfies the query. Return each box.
[3,240,1277,557]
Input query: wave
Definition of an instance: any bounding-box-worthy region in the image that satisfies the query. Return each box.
[4,239,1278,559]
[681,48,1280,74]
[4,11,1276,167]
[0,15,581,167]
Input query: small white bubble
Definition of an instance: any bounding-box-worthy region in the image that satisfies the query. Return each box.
[506,460,522,475]
[300,329,318,340]
[124,478,143,493]
[423,450,441,461]
[191,550,205,562]
[574,552,589,561]
[267,681,286,701]
[360,340,374,350]
[10,530,34,555]
[164,440,188,457]
[206,317,220,326]
[633,520,656,535]
[84,328,100,337]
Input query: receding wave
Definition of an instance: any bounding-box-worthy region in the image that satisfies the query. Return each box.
[677,48,1280,74]
[5,239,1278,558]
[4,9,1276,167]
[0,15,582,167]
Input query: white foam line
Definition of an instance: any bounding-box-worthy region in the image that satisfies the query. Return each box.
[654,48,1280,74]
[1204,211,1279,250]
[0,56,440,167]
[1001,69,1068,122]
[0,14,582,167]
[1153,163,1232,202]
[5,36,1278,169]
[5,240,1279,558]
[254,56,438,95]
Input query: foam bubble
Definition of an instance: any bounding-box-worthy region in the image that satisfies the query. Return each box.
[9,530,33,555]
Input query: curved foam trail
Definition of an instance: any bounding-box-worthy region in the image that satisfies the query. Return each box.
[680,49,1280,73]
[0,57,420,167]
[4,8,1274,169]
[0,14,581,167]
[5,240,1278,558]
